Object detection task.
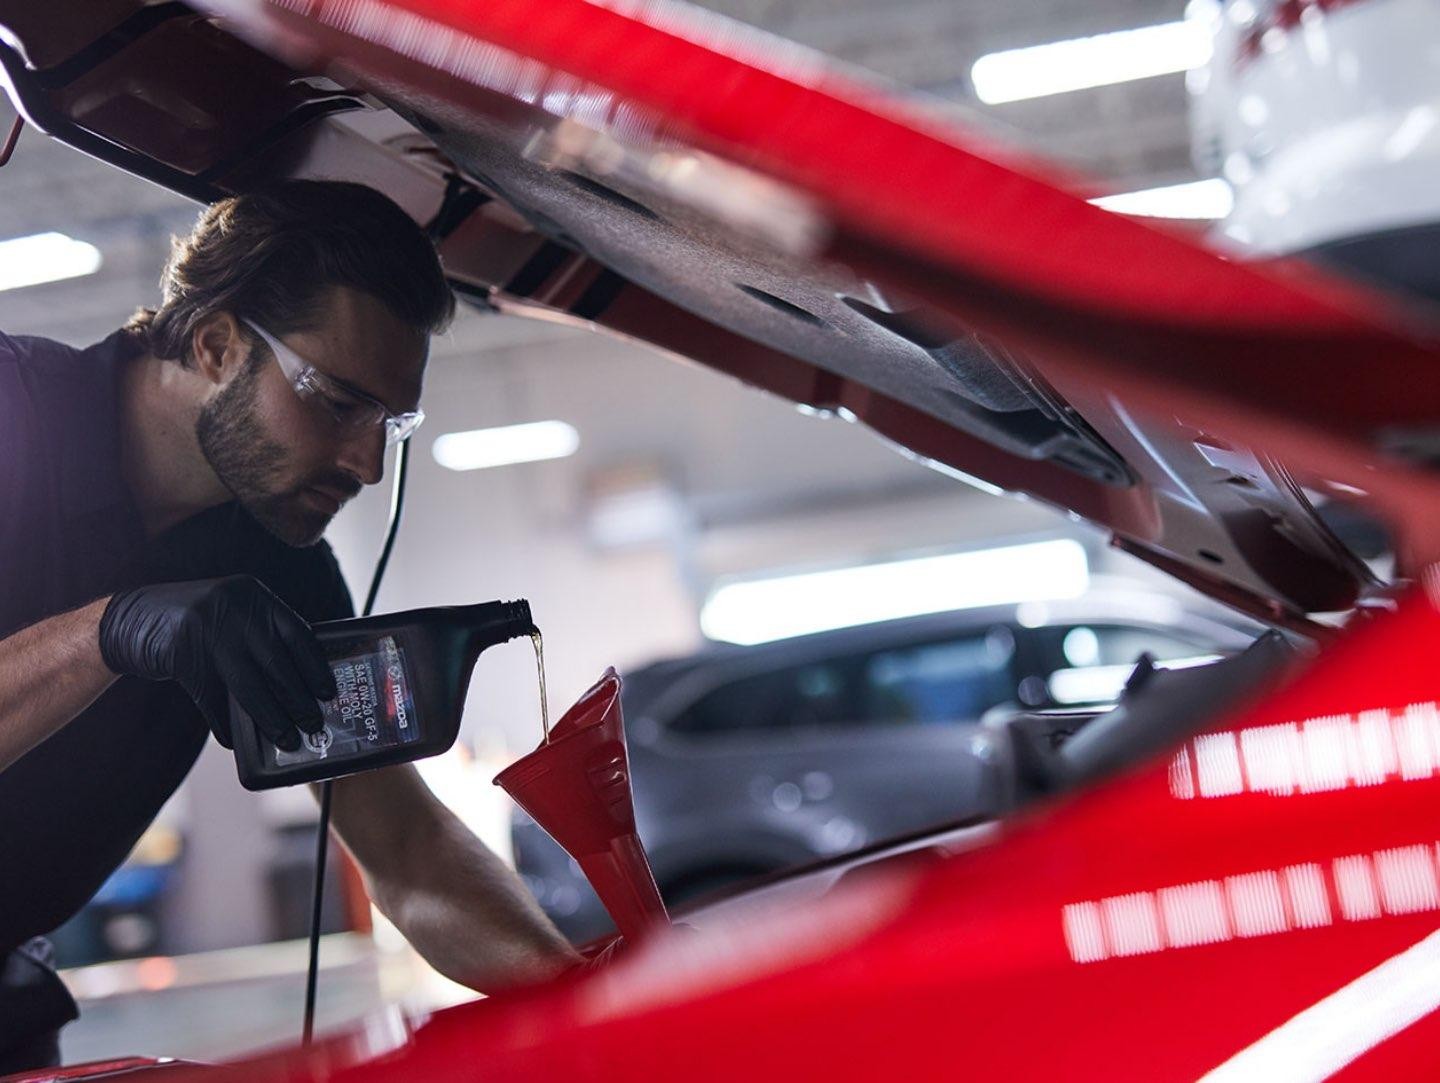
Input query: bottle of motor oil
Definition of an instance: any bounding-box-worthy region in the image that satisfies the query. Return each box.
[231,599,536,790]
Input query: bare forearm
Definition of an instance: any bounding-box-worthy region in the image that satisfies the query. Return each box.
[369,806,581,990]
[0,597,117,773]
[328,766,580,992]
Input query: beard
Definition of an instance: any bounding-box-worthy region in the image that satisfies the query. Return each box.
[195,358,333,547]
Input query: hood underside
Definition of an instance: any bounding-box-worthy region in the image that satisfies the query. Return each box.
[4,0,1440,632]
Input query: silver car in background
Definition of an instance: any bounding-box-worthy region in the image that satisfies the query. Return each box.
[513,597,1258,941]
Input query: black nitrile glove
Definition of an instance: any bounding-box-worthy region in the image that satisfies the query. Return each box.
[98,576,337,751]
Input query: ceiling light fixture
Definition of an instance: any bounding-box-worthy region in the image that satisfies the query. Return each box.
[1049,654,1221,705]
[0,232,103,292]
[971,21,1212,104]
[701,539,1090,646]
[1089,178,1234,219]
[431,420,580,471]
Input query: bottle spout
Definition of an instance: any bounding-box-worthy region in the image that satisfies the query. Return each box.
[503,598,537,637]
[465,598,535,642]
[494,668,669,942]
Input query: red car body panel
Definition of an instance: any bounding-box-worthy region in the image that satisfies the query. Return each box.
[5,0,1440,1078]
[0,1058,196,1080]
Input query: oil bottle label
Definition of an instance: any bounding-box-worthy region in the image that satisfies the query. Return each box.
[273,635,421,766]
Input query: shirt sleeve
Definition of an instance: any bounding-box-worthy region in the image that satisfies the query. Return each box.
[0,355,47,638]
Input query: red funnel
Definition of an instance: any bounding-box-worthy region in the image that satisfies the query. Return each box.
[495,668,669,942]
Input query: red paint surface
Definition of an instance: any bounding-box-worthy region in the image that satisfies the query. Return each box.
[0,1057,197,1080]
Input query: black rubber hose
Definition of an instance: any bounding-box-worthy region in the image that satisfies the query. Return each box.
[303,437,412,1045]
[302,779,333,1047]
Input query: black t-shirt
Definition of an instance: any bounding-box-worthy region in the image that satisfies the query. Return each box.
[0,328,354,1054]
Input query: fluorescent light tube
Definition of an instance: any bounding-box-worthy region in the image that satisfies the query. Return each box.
[432,420,579,471]
[1049,653,1221,704]
[0,232,103,292]
[971,21,1212,104]
[1089,178,1234,219]
[701,539,1089,645]
[1048,663,1139,705]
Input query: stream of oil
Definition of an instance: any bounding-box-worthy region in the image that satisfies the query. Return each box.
[531,631,550,743]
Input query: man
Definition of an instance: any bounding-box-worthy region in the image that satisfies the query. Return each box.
[0,180,580,1071]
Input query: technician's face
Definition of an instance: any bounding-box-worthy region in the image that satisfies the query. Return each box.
[197,287,428,547]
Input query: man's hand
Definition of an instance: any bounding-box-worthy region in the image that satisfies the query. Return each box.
[97,576,336,750]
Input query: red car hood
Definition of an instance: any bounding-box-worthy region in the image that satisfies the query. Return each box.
[4,0,1440,630]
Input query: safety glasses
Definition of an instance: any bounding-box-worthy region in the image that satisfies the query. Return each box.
[242,319,424,447]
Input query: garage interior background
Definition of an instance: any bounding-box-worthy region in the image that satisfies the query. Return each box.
[0,0,1223,1052]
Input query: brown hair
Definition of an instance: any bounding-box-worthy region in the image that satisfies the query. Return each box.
[126,179,455,365]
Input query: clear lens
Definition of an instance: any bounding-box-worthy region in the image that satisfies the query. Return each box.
[317,390,386,430]
[385,409,425,446]
[248,320,421,446]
